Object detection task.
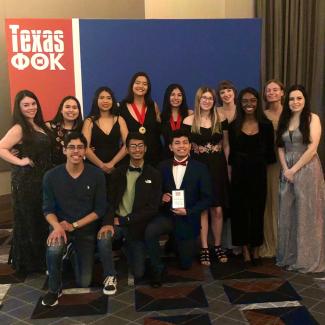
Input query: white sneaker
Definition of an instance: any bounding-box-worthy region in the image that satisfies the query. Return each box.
[103,276,117,295]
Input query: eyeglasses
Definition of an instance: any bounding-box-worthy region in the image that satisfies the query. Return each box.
[241,98,257,105]
[128,143,145,150]
[200,96,214,102]
[66,145,85,151]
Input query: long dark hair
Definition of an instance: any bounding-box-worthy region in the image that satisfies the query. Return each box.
[50,95,83,130]
[233,87,267,136]
[161,83,189,123]
[121,72,154,107]
[13,90,48,142]
[276,84,311,147]
[88,86,118,121]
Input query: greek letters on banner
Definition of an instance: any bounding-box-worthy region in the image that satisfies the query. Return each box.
[5,19,76,120]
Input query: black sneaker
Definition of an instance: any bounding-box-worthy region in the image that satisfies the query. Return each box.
[150,266,167,288]
[41,290,62,307]
[103,276,117,295]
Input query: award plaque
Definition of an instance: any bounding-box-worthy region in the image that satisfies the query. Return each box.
[172,190,185,209]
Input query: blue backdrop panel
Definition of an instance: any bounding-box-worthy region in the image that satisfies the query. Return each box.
[79,19,261,115]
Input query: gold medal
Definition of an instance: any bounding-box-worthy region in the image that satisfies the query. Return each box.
[139,126,146,134]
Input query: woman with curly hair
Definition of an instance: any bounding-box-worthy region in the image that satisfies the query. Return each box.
[0,90,52,273]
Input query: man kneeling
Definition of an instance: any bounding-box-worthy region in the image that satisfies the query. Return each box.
[145,129,212,287]
[42,132,107,306]
[97,132,161,287]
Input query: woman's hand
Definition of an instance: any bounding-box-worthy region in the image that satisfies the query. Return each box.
[102,161,115,174]
[283,168,295,182]
[20,157,34,167]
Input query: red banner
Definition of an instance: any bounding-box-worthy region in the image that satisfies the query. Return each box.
[5,19,75,121]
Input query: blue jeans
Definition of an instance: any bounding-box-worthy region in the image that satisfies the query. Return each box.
[98,226,146,279]
[46,231,96,293]
[145,214,196,272]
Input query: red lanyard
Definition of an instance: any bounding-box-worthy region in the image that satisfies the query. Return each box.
[131,102,146,125]
[169,113,182,131]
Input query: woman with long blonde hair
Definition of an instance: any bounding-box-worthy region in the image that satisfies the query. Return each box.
[183,86,230,266]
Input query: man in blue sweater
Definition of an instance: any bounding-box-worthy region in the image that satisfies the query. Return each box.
[41,132,107,307]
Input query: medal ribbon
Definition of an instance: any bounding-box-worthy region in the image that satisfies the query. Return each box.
[131,102,146,125]
[169,113,182,131]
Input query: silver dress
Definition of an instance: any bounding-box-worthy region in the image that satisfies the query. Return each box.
[277,128,325,273]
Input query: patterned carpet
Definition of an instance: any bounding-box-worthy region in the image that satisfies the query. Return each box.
[0,228,325,324]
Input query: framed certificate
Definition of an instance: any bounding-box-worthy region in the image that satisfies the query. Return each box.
[172,190,185,209]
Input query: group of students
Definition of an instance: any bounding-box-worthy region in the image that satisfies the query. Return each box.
[0,72,324,306]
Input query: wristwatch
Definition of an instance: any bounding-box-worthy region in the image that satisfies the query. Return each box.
[72,222,79,230]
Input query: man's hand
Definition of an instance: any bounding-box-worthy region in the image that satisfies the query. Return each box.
[114,217,120,226]
[171,208,187,216]
[162,193,172,203]
[60,220,74,232]
[47,224,67,246]
[97,225,114,239]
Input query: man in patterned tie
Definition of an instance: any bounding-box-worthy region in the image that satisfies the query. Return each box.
[145,129,212,287]
[97,132,161,292]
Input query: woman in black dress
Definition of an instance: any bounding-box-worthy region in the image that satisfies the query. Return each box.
[0,90,52,273]
[216,80,237,123]
[119,72,162,166]
[46,96,83,166]
[82,87,128,176]
[183,86,230,266]
[228,87,275,265]
[216,80,238,253]
[161,83,193,158]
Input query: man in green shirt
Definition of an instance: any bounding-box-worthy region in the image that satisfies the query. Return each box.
[97,132,161,291]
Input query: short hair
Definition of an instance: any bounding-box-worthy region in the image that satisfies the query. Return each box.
[216,80,237,106]
[126,132,147,147]
[63,131,87,148]
[170,128,191,143]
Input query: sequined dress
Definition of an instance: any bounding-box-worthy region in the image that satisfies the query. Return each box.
[183,121,229,207]
[10,131,52,273]
[277,128,325,273]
